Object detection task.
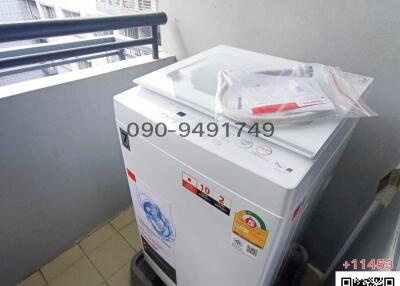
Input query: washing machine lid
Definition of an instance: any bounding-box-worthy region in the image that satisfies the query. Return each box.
[134,45,373,158]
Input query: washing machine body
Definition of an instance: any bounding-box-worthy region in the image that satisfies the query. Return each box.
[114,45,372,286]
[114,86,363,286]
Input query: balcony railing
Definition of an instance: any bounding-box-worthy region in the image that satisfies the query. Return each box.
[0,12,167,69]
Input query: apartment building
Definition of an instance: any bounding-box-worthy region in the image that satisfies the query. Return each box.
[0,0,158,86]
[0,0,47,85]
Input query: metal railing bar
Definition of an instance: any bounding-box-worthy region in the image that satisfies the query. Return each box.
[0,12,167,43]
[0,38,154,69]
[0,37,117,59]
[0,51,119,77]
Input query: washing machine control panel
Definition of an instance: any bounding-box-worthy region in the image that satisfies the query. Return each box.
[131,91,314,188]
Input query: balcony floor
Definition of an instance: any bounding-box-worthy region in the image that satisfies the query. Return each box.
[17,206,140,286]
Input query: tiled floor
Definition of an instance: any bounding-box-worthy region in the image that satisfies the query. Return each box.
[17,207,141,286]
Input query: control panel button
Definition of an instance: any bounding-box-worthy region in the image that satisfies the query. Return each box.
[256,145,272,156]
[236,138,254,149]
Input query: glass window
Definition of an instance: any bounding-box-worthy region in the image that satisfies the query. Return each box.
[78,61,92,69]
[41,5,56,19]
[62,9,80,18]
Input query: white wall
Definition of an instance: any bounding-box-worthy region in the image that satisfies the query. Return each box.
[159,0,400,271]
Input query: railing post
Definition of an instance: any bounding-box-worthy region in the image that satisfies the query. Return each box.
[151,25,159,59]
[118,49,126,60]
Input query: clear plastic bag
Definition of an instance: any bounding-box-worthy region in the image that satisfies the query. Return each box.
[215,64,377,125]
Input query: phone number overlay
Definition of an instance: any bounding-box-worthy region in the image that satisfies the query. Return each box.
[126,122,274,138]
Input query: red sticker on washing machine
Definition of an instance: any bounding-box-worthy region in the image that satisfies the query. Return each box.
[291,200,304,221]
[127,169,136,182]
[182,171,231,216]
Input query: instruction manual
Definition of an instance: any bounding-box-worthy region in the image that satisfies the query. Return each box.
[226,73,336,115]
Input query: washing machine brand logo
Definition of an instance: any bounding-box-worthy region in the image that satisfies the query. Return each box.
[232,210,269,249]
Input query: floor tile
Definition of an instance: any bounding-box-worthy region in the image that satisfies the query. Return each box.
[119,222,142,251]
[87,234,135,279]
[17,271,47,286]
[48,257,104,286]
[41,245,83,282]
[110,207,135,231]
[107,262,131,286]
[79,224,117,254]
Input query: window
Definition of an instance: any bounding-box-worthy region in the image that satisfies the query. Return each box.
[41,5,56,19]
[43,66,58,76]
[120,0,155,11]
[27,0,40,20]
[138,0,153,10]
[106,55,120,63]
[139,26,151,38]
[77,61,92,69]
[125,47,149,57]
[122,0,136,10]
[122,28,139,39]
[94,30,114,36]
[108,0,121,5]
[120,27,151,39]
[62,10,80,18]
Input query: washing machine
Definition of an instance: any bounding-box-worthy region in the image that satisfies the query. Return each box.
[114,46,373,286]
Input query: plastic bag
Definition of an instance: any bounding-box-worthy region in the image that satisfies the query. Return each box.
[215,64,376,125]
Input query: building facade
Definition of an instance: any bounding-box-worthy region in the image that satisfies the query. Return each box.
[0,0,158,86]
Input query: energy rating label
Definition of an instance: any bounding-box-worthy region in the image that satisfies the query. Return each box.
[182,171,232,215]
[232,210,269,249]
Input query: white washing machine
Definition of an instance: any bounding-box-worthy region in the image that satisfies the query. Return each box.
[114,46,372,286]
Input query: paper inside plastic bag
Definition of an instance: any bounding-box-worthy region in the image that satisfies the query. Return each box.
[216,64,376,125]
[225,73,335,115]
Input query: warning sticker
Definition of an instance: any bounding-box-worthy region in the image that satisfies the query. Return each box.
[182,172,231,216]
[232,210,269,249]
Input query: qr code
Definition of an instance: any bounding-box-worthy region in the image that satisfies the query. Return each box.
[337,272,398,286]
[246,245,258,257]
[232,238,243,248]
[341,277,394,286]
